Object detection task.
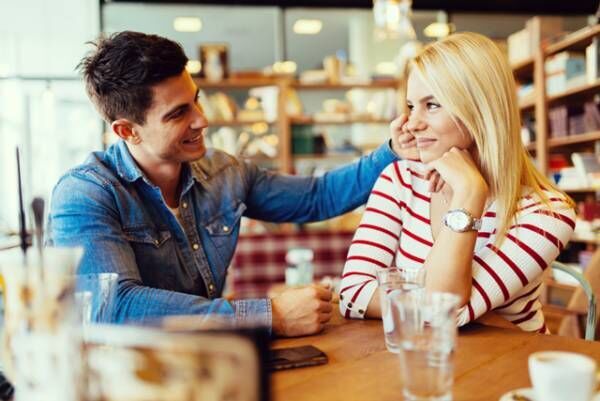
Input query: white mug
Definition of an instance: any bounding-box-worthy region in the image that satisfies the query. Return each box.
[529,351,598,401]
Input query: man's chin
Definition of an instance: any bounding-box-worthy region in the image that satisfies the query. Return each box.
[182,145,207,162]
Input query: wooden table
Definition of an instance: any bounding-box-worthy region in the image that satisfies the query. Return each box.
[272,312,600,401]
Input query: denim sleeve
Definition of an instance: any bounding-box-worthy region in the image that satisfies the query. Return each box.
[47,171,271,329]
[242,140,398,223]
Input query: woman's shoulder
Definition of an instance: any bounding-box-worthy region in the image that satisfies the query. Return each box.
[515,188,576,220]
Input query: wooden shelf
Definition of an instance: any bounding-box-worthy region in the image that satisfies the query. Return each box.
[547,80,600,106]
[547,130,600,148]
[545,277,578,291]
[193,77,279,89]
[545,24,600,56]
[559,187,600,194]
[208,119,274,127]
[290,116,390,125]
[291,79,398,90]
[511,58,534,80]
[519,98,535,111]
[570,235,600,245]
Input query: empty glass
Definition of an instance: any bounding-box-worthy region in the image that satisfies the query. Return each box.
[375,266,426,353]
[75,272,118,324]
[390,291,459,401]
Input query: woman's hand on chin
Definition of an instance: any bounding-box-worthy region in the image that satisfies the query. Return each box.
[426,147,489,198]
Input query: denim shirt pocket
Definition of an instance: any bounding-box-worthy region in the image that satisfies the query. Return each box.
[205,202,247,237]
[124,226,176,289]
[204,202,246,268]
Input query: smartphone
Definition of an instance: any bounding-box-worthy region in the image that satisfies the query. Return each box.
[268,345,328,371]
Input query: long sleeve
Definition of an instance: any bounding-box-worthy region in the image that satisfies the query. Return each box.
[339,162,404,319]
[456,197,576,330]
[242,141,399,223]
[47,173,271,327]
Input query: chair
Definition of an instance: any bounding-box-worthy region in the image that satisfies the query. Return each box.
[551,261,597,341]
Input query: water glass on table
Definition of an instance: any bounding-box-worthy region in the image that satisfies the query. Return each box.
[375,266,426,353]
[75,272,118,325]
[389,291,459,401]
[0,247,85,401]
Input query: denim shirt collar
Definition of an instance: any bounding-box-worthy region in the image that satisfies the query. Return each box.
[112,140,197,195]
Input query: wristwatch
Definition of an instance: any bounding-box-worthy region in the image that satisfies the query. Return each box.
[443,208,482,232]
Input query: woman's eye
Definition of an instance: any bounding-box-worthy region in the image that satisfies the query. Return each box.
[407,104,414,111]
[427,102,441,110]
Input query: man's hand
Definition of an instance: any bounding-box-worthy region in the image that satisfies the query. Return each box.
[271,285,333,337]
[390,114,419,161]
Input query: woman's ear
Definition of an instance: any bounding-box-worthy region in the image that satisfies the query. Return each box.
[111,119,141,144]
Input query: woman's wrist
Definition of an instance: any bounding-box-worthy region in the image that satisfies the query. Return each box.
[449,183,488,217]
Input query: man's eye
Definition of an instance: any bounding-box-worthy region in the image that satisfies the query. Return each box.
[171,109,185,119]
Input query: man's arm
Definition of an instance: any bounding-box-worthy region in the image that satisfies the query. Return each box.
[47,172,269,326]
[242,141,399,223]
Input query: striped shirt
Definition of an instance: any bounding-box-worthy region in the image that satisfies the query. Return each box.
[339,160,576,332]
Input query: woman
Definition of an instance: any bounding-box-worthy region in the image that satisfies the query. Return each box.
[339,32,575,332]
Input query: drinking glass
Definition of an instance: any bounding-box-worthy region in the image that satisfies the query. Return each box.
[75,272,118,324]
[375,266,426,353]
[0,247,84,401]
[390,291,459,401]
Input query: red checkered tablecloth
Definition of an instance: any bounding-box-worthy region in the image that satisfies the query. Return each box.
[229,231,354,299]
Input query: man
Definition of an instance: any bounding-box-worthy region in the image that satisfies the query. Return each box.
[48,31,413,337]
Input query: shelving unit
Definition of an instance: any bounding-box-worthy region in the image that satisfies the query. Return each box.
[511,22,600,338]
[194,76,398,173]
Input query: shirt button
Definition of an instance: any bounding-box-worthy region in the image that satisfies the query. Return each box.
[192,243,199,250]
[154,240,159,245]
[223,226,229,232]
[182,202,188,209]
[208,284,215,291]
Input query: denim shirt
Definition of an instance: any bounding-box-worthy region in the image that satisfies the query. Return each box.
[48,140,398,329]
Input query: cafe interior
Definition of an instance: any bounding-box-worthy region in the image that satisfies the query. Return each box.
[1,0,600,400]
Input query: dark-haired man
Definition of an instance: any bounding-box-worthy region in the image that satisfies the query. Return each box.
[48,31,415,337]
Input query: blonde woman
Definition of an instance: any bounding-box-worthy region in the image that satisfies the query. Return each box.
[339,32,575,332]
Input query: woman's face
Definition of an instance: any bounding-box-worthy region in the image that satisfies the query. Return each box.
[405,71,474,163]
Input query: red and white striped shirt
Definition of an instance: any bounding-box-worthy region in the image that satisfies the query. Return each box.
[339,160,576,332]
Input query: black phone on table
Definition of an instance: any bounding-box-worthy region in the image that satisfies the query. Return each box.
[268,345,328,371]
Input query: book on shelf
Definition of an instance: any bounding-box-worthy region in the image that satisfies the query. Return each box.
[548,101,600,137]
[545,51,586,96]
[586,37,600,84]
[508,16,563,65]
[571,152,600,187]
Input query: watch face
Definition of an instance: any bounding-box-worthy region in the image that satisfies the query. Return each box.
[446,210,471,231]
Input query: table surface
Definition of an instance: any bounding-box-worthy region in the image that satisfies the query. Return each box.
[271,312,600,401]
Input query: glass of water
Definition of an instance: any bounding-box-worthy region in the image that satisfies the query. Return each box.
[375,266,426,353]
[390,291,459,401]
[75,272,118,324]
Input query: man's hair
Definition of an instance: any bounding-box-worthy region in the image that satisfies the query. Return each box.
[78,31,188,125]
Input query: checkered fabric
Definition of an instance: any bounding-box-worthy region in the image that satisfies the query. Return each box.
[229,231,354,299]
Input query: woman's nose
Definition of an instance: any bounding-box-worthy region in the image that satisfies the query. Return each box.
[406,113,427,133]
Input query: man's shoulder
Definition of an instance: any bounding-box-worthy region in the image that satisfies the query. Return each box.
[189,148,241,180]
[56,150,120,190]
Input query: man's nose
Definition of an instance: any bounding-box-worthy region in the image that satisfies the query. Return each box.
[190,105,208,130]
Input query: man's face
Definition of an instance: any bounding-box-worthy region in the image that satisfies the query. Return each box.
[132,71,208,165]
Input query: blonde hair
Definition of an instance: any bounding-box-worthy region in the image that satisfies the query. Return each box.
[403,32,574,243]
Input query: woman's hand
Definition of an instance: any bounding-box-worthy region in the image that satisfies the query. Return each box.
[427,147,488,199]
[390,114,419,161]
